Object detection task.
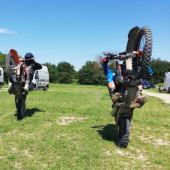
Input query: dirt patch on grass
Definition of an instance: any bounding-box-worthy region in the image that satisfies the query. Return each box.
[5,130,18,136]
[140,135,169,146]
[136,153,147,161]
[57,116,88,125]
[44,122,53,128]
[140,135,152,142]
[115,148,148,162]
[104,150,113,157]
[10,147,33,159]
[11,147,18,154]
[14,162,23,169]
[23,149,33,158]
[153,138,169,146]
[0,156,6,160]
[115,149,129,156]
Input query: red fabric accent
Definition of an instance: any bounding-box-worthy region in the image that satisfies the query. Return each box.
[9,49,20,64]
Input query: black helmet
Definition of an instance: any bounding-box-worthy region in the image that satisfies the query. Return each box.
[24,52,35,60]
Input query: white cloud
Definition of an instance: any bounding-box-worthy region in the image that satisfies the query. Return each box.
[0,28,16,34]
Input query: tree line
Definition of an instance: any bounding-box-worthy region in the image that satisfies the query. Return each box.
[43,61,105,85]
[0,52,170,85]
[35,58,170,85]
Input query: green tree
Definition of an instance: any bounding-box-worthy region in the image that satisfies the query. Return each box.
[78,61,105,85]
[150,58,170,83]
[57,62,75,75]
[56,61,76,84]
[57,72,73,84]
[43,63,58,82]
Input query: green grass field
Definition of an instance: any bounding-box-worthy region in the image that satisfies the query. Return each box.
[0,84,170,170]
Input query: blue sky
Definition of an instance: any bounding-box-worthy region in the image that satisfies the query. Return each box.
[0,0,170,70]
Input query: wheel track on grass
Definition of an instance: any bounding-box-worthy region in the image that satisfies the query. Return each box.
[143,90,170,104]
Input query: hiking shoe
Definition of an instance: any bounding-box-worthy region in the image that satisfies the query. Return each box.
[130,102,141,108]
[130,95,148,108]
[136,95,148,105]
[111,92,122,104]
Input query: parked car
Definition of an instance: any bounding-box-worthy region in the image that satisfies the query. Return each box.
[30,65,49,90]
[159,72,170,93]
[142,79,155,89]
[0,67,4,86]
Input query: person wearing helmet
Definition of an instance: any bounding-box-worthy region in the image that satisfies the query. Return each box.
[101,57,122,105]
[101,57,153,109]
[23,52,42,91]
[8,51,42,94]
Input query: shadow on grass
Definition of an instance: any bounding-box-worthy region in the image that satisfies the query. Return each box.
[14,107,44,119]
[91,124,117,144]
[25,108,44,117]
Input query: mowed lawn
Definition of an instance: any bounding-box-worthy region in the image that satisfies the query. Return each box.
[0,84,170,170]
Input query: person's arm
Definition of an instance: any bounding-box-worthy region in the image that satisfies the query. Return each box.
[103,63,115,83]
[32,62,42,70]
[23,65,31,91]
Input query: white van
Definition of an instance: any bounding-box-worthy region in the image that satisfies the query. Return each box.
[30,65,49,90]
[159,72,170,93]
[0,67,4,85]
